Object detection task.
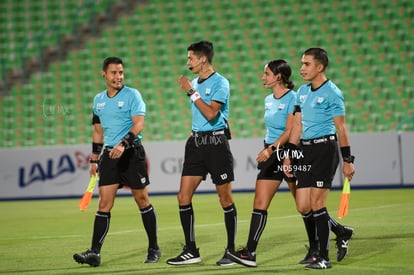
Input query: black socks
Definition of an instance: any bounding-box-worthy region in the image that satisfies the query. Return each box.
[179,204,196,251]
[314,207,330,260]
[140,204,159,250]
[246,209,267,253]
[302,211,318,251]
[91,211,110,253]
[223,204,237,252]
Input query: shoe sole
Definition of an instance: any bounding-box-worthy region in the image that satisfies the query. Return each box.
[299,254,318,264]
[216,261,237,266]
[299,259,314,264]
[167,257,202,265]
[73,255,100,267]
[304,260,332,270]
[144,252,161,263]
[226,253,257,267]
[305,265,332,270]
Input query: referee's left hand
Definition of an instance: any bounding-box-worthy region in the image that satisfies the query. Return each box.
[343,162,355,181]
[256,148,271,163]
[109,143,125,159]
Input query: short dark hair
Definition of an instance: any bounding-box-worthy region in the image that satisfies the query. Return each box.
[303,48,329,71]
[267,59,295,89]
[102,57,123,71]
[187,40,214,64]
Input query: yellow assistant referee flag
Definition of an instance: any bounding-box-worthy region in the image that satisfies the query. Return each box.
[79,174,98,211]
[338,177,350,219]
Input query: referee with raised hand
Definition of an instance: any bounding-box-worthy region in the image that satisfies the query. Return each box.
[73,57,160,267]
[284,48,355,270]
[166,40,237,267]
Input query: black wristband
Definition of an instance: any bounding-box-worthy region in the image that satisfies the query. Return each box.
[340,146,351,158]
[90,159,99,164]
[343,155,355,163]
[92,142,103,154]
[293,105,301,115]
[121,132,135,148]
[187,87,196,96]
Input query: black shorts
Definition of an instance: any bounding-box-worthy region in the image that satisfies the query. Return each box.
[295,137,339,189]
[182,131,234,185]
[98,142,150,189]
[257,144,296,183]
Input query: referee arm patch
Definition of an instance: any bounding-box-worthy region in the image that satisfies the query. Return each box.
[293,105,301,115]
[92,114,100,125]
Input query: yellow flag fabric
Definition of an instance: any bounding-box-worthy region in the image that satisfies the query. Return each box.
[338,177,350,219]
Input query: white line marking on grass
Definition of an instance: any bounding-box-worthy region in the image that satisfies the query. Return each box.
[1,203,411,241]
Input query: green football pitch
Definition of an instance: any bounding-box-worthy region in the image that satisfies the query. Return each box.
[1,188,413,274]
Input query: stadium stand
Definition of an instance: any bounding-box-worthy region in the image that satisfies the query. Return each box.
[0,0,413,147]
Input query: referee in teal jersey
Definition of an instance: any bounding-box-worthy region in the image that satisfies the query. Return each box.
[284,48,355,270]
[227,59,297,267]
[167,41,237,267]
[73,57,160,266]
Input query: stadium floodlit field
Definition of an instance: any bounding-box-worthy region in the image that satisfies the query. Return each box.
[1,188,413,274]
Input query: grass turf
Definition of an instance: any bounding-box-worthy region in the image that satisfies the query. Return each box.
[1,188,413,274]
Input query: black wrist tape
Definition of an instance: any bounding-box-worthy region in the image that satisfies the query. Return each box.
[340,146,351,158]
[121,132,135,148]
[293,105,301,115]
[92,142,103,154]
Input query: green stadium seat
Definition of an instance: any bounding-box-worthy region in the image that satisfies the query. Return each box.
[1,0,413,147]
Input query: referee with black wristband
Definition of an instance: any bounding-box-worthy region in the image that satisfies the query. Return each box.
[284,48,355,270]
[73,57,160,267]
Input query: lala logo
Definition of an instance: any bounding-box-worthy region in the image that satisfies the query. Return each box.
[278,103,285,110]
[317,97,324,104]
[118,101,125,109]
[18,151,91,188]
[205,88,211,95]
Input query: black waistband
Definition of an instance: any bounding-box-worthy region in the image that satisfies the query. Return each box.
[301,134,337,146]
[191,129,225,137]
[104,140,141,151]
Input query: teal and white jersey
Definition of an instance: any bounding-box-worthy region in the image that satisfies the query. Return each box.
[190,72,230,131]
[264,90,296,144]
[296,80,345,140]
[93,85,145,146]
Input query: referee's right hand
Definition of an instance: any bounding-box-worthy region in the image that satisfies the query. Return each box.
[109,143,126,159]
[178,76,191,92]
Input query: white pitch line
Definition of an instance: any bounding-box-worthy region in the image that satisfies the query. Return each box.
[1,203,411,241]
